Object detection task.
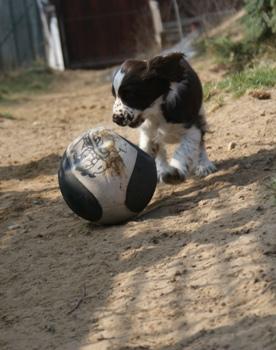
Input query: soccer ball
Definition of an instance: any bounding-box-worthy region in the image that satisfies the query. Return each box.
[58,127,157,224]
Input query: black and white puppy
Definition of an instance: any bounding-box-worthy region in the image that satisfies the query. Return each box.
[112,52,216,184]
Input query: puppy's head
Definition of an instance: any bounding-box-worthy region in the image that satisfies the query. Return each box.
[112,53,184,128]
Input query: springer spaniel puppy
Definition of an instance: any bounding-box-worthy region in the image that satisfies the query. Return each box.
[112,53,216,184]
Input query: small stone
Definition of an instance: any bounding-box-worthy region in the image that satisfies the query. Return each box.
[97,335,105,341]
[228,142,237,151]
[33,200,42,205]
[260,111,266,116]
[151,237,159,244]
[244,162,252,169]
[45,324,56,333]
[8,224,21,230]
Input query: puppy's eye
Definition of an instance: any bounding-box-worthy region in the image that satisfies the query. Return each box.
[112,85,116,97]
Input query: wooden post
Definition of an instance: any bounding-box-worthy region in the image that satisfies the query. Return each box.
[172,0,183,40]
[0,47,3,71]
[8,0,20,66]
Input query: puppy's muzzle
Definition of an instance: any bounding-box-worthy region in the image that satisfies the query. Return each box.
[112,113,132,127]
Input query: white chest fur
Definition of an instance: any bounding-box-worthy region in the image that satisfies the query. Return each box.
[140,97,187,145]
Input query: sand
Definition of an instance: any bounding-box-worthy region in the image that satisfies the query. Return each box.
[0,67,276,350]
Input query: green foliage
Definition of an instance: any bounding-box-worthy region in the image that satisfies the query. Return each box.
[0,64,54,102]
[203,82,215,102]
[204,65,276,98]
[205,1,276,72]
[193,38,207,56]
[219,66,276,96]
[244,0,276,40]
[208,36,259,71]
[0,112,15,120]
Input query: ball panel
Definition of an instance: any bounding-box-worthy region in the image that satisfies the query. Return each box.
[68,128,138,220]
[97,204,135,225]
[125,143,157,213]
[58,152,103,222]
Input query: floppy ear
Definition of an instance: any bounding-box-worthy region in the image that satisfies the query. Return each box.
[145,53,185,81]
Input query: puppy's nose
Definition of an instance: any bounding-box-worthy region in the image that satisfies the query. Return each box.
[112,114,127,126]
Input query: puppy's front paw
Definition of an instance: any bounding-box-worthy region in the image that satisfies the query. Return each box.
[195,161,217,177]
[159,167,185,185]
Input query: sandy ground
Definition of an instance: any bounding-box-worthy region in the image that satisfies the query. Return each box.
[0,63,276,350]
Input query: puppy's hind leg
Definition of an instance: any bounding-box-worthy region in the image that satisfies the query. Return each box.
[194,104,216,177]
[194,140,216,177]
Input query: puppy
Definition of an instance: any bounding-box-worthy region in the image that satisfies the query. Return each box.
[112,52,216,184]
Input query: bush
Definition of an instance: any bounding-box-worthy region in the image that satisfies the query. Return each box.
[208,36,259,71]
[244,0,276,40]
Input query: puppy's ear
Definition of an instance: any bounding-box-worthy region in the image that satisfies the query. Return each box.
[145,53,185,81]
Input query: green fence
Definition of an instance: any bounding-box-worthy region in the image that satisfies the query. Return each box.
[0,0,45,71]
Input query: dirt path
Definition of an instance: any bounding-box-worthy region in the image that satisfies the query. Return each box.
[0,67,276,350]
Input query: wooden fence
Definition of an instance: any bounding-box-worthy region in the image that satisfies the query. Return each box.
[0,0,45,71]
[54,0,154,69]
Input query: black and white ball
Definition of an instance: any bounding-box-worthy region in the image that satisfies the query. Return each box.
[58,127,157,224]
